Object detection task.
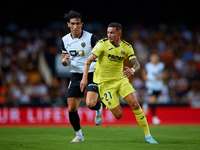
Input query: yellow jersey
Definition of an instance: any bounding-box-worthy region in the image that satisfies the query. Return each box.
[92,38,137,83]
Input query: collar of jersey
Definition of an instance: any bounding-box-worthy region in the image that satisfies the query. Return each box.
[114,44,120,48]
[109,41,122,56]
[70,30,83,39]
[110,40,121,48]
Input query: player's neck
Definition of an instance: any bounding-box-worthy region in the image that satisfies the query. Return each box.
[112,39,121,47]
[152,62,158,65]
[71,30,83,39]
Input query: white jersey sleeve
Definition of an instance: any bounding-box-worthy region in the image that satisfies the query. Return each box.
[60,40,68,54]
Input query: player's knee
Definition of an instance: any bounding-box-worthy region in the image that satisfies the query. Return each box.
[68,106,77,112]
[114,112,123,119]
[130,101,140,110]
[86,101,95,109]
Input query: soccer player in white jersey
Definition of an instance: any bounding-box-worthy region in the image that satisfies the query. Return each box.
[60,10,103,142]
[142,53,167,125]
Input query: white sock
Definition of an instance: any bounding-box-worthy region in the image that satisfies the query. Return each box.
[76,129,83,137]
[145,134,151,138]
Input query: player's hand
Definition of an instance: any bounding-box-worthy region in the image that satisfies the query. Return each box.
[123,66,134,78]
[62,54,70,66]
[63,54,70,60]
[80,78,88,92]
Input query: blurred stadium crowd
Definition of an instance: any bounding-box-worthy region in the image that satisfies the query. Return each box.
[0,22,200,107]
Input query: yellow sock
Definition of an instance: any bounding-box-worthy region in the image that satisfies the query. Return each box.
[133,107,150,135]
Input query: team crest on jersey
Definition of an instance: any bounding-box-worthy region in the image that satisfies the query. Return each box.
[81,42,86,48]
[108,101,111,106]
[121,50,125,56]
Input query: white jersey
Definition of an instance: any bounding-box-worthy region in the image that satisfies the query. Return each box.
[145,62,165,91]
[60,30,98,73]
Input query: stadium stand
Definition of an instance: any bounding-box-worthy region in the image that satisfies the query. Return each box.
[0,22,200,107]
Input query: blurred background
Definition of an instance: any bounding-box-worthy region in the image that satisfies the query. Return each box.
[0,0,200,108]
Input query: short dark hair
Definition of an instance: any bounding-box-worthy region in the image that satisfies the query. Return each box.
[108,22,122,31]
[64,10,82,22]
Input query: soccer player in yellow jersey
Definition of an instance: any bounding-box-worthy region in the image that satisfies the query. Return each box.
[80,22,158,143]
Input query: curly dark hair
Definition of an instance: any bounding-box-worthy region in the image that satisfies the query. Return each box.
[63,10,82,22]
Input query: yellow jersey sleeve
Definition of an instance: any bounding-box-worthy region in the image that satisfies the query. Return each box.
[125,45,137,60]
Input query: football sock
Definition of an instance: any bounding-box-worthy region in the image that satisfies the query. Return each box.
[133,107,150,135]
[145,134,151,138]
[76,129,83,137]
[89,101,101,110]
[69,111,81,132]
[151,104,156,116]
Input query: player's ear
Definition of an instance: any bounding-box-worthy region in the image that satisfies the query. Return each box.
[67,22,70,27]
[119,30,122,37]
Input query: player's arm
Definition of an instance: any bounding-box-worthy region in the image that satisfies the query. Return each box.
[157,68,168,80]
[123,58,140,78]
[62,53,70,66]
[130,58,140,72]
[80,54,97,92]
[60,40,70,66]
[141,69,148,81]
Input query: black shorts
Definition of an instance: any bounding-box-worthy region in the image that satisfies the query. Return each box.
[67,72,98,98]
[147,89,161,97]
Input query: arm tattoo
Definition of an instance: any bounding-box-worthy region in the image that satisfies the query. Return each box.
[130,58,140,72]
[85,63,90,66]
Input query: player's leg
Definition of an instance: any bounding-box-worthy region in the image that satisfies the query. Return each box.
[123,93,150,134]
[86,91,101,110]
[67,76,85,142]
[68,97,81,131]
[68,97,84,142]
[85,73,103,125]
[110,105,123,119]
[119,78,158,143]
[86,91,103,125]
[86,79,103,125]
[142,89,150,115]
[98,80,122,119]
[150,95,157,115]
[86,73,101,110]
[123,93,158,143]
[149,93,160,125]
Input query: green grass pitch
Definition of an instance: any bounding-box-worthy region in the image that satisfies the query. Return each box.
[0,126,199,150]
